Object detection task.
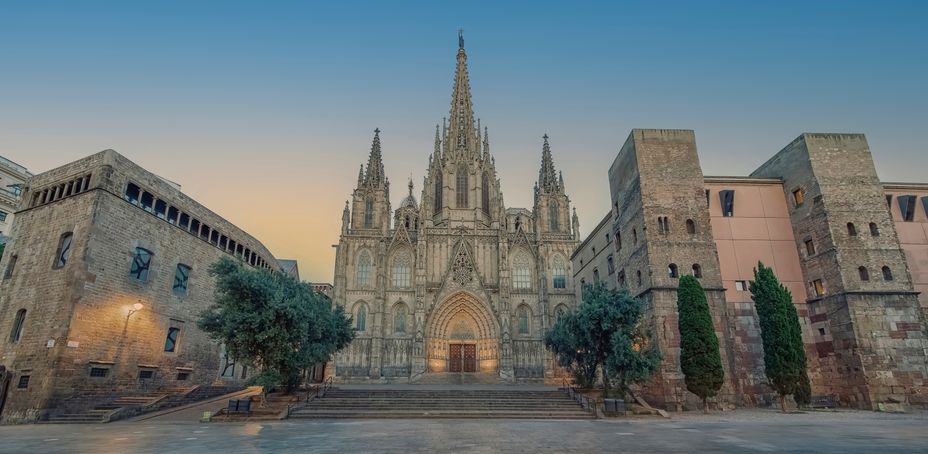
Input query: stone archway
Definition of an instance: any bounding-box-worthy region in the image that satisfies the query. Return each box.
[425,291,500,374]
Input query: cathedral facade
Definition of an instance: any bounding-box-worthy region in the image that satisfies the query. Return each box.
[331,36,580,382]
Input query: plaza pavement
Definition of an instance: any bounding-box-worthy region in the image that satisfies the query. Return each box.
[0,409,926,453]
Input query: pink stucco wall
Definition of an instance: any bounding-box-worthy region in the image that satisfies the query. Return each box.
[707,179,808,306]
[884,186,928,310]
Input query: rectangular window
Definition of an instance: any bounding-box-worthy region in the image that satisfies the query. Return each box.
[617,270,626,288]
[189,219,200,235]
[734,280,747,291]
[719,190,735,217]
[167,206,179,225]
[0,211,7,222]
[89,367,109,378]
[130,247,153,282]
[138,369,155,380]
[141,192,154,212]
[179,213,190,230]
[4,254,17,279]
[812,279,826,297]
[792,188,805,206]
[173,264,191,296]
[805,239,816,256]
[176,372,190,381]
[17,375,29,389]
[210,230,220,246]
[154,199,167,219]
[125,183,141,205]
[219,235,228,250]
[54,232,73,269]
[898,195,917,222]
[164,323,183,352]
[923,197,928,219]
[199,224,210,241]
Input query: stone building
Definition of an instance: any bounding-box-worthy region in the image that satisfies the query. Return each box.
[0,156,33,242]
[0,150,279,422]
[331,35,581,382]
[573,129,928,410]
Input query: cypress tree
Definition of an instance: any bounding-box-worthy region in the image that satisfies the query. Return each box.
[750,262,811,412]
[677,275,724,413]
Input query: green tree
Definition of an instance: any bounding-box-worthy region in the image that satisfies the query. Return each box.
[198,257,354,404]
[750,262,811,412]
[677,275,724,413]
[545,282,660,399]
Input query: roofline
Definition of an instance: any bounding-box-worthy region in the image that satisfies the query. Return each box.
[571,210,612,260]
[883,182,928,191]
[704,176,784,185]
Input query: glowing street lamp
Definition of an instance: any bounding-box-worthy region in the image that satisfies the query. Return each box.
[127,302,145,318]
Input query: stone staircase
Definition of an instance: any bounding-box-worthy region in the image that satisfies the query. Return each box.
[46,385,243,423]
[290,388,593,419]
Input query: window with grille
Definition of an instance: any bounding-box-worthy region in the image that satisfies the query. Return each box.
[130,247,153,282]
[54,232,73,268]
[357,251,372,287]
[512,253,531,289]
[392,253,411,288]
[173,264,191,296]
[164,326,181,352]
[138,370,155,380]
[89,367,109,378]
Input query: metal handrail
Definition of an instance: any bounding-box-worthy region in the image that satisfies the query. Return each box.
[560,377,599,417]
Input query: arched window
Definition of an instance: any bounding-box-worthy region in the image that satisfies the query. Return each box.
[658,216,670,234]
[869,222,880,236]
[364,198,374,228]
[554,305,567,322]
[355,303,367,332]
[668,263,679,278]
[456,165,468,208]
[552,255,567,289]
[692,264,702,278]
[686,219,697,234]
[882,266,893,281]
[847,222,857,236]
[356,251,372,287]
[549,201,559,232]
[393,303,407,334]
[9,309,26,343]
[434,172,443,213]
[517,305,530,335]
[858,266,870,281]
[391,252,411,288]
[53,232,73,269]
[512,252,532,290]
[130,247,153,282]
[482,172,490,214]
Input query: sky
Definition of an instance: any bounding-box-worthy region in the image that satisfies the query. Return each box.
[1,1,926,283]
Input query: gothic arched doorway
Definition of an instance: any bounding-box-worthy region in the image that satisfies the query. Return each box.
[425,291,500,374]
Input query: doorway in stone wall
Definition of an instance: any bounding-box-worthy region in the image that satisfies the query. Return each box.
[448,344,477,373]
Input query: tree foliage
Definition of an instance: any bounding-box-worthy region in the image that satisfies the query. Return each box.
[677,275,724,412]
[750,262,811,411]
[545,282,661,398]
[198,257,354,394]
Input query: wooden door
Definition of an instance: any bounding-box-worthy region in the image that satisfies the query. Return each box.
[449,344,463,372]
[462,344,477,372]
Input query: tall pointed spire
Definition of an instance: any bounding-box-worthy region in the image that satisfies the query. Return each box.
[433,124,442,161]
[357,164,364,187]
[446,31,478,159]
[363,128,386,187]
[538,134,560,193]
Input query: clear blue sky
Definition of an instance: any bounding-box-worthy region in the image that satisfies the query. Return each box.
[1,1,926,281]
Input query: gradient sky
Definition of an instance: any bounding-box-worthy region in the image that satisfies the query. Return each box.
[1,1,926,283]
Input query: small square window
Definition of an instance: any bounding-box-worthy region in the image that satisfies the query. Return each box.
[17,375,30,389]
[734,280,747,291]
[176,372,190,381]
[89,367,110,378]
[792,188,805,206]
[138,370,155,380]
[818,328,826,336]
[805,239,816,256]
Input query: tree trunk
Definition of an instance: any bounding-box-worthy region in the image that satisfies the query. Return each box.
[703,396,709,414]
[779,394,786,413]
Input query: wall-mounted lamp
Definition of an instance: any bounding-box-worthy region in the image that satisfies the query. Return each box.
[127,302,144,318]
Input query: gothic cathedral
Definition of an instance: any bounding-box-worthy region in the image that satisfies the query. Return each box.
[332,35,580,382]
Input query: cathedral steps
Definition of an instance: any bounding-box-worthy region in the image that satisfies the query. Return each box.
[289,388,593,419]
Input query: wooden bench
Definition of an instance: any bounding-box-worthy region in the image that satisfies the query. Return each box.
[809,395,836,409]
[227,398,252,415]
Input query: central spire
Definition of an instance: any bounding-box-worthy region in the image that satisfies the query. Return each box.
[445,31,478,160]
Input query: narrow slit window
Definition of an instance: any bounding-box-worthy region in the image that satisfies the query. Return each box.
[9,308,26,343]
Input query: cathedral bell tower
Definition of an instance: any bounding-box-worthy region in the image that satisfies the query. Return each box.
[351,128,392,233]
[422,31,503,229]
[533,134,574,239]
